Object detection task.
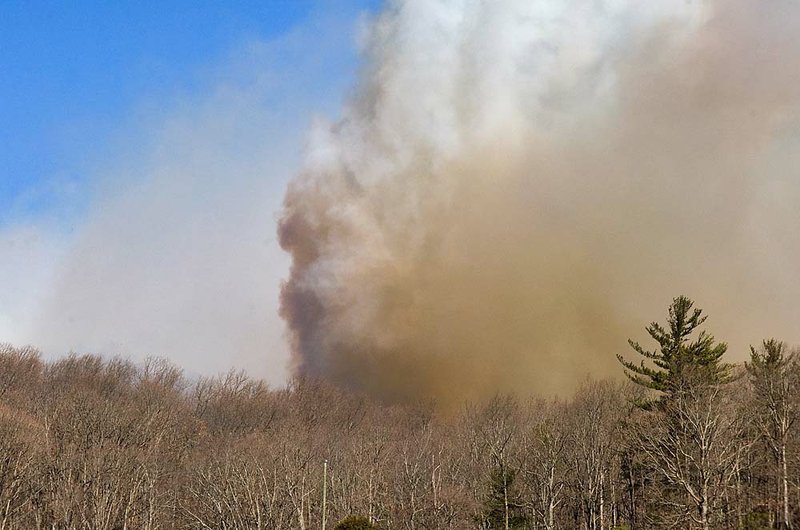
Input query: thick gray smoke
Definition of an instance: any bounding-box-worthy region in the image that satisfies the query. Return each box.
[279,0,800,404]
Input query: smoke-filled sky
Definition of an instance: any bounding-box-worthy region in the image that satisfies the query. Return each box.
[3,0,800,399]
[280,0,800,403]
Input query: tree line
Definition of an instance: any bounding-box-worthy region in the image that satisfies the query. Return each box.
[0,296,798,529]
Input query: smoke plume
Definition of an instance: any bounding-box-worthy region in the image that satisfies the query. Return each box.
[279,0,800,404]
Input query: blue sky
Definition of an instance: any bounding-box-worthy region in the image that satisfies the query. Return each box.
[0,0,380,227]
[0,0,382,379]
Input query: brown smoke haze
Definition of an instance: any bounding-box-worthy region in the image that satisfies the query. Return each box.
[279,0,800,405]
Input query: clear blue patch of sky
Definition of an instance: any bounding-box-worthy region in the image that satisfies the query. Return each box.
[0,0,382,227]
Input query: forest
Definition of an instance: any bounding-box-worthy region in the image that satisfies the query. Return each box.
[0,296,798,530]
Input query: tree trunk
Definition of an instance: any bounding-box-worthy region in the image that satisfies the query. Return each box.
[599,472,605,530]
[781,443,791,529]
[503,472,510,530]
[700,497,709,530]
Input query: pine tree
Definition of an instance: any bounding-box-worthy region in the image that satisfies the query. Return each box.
[617,296,732,408]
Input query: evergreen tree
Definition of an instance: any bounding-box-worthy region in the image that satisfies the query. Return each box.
[617,296,732,407]
[477,467,528,530]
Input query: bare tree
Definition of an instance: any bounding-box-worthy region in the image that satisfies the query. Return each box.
[468,395,526,530]
[518,399,567,530]
[747,339,799,529]
[1,336,799,530]
[183,448,289,530]
[632,375,747,530]
[567,381,627,530]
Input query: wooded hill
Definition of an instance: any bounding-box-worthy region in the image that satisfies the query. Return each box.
[0,297,798,529]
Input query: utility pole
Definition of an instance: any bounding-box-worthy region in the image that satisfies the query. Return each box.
[322,459,328,530]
